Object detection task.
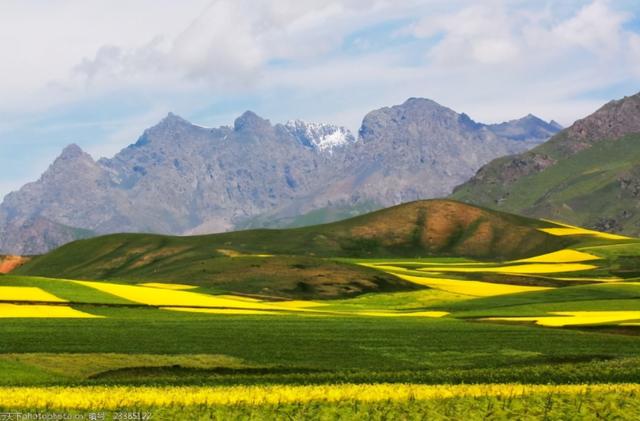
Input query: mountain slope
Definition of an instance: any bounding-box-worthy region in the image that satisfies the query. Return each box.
[452,93,640,235]
[0,100,559,254]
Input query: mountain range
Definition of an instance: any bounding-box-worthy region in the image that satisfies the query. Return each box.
[452,92,640,236]
[0,98,560,254]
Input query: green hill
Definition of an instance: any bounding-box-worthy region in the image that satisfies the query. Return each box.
[452,93,640,236]
[15,200,576,298]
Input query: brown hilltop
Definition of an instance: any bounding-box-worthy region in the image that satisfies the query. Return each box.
[341,200,566,260]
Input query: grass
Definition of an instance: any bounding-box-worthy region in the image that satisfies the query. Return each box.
[4,304,640,385]
[0,353,248,380]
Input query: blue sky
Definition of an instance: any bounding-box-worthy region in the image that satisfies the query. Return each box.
[1,0,640,199]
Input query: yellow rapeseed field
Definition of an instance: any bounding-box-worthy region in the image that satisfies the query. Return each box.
[539,221,630,240]
[162,307,280,315]
[74,280,339,316]
[417,262,596,274]
[73,281,282,310]
[394,274,550,297]
[514,249,600,263]
[550,276,621,283]
[486,311,640,327]
[0,304,100,318]
[0,286,67,302]
[268,300,326,309]
[137,283,197,290]
[353,311,449,318]
[1,384,639,409]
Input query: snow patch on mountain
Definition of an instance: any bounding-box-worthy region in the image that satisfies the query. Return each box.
[285,120,356,153]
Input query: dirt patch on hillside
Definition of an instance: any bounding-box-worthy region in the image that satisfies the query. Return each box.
[0,255,30,273]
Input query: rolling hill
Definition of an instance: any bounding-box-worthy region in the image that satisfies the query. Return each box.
[16,200,587,298]
[452,92,640,236]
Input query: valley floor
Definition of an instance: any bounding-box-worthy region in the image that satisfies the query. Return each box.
[3,235,640,419]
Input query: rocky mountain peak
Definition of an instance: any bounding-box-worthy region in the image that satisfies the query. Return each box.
[565,92,640,147]
[56,144,94,163]
[152,112,192,130]
[141,112,195,139]
[234,111,271,132]
[402,97,442,108]
[358,97,459,142]
[398,97,457,118]
[487,114,562,143]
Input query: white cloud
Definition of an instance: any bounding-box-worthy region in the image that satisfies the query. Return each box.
[551,0,628,53]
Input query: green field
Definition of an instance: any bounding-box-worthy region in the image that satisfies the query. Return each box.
[3,200,640,418]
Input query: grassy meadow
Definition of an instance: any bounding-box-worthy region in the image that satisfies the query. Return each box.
[3,201,640,418]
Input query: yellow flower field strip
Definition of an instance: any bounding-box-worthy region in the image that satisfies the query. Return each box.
[361,261,490,267]
[417,263,597,274]
[485,311,640,327]
[0,286,67,303]
[0,304,101,318]
[394,274,551,297]
[162,307,281,315]
[164,305,447,318]
[2,384,639,409]
[353,311,448,318]
[548,277,621,283]
[539,224,630,240]
[73,280,318,312]
[137,283,197,290]
[359,264,413,273]
[364,262,597,275]
[513,249,601,263]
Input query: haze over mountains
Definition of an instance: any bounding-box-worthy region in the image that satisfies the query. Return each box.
[453,92,640,236]
[0,98,560,254]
